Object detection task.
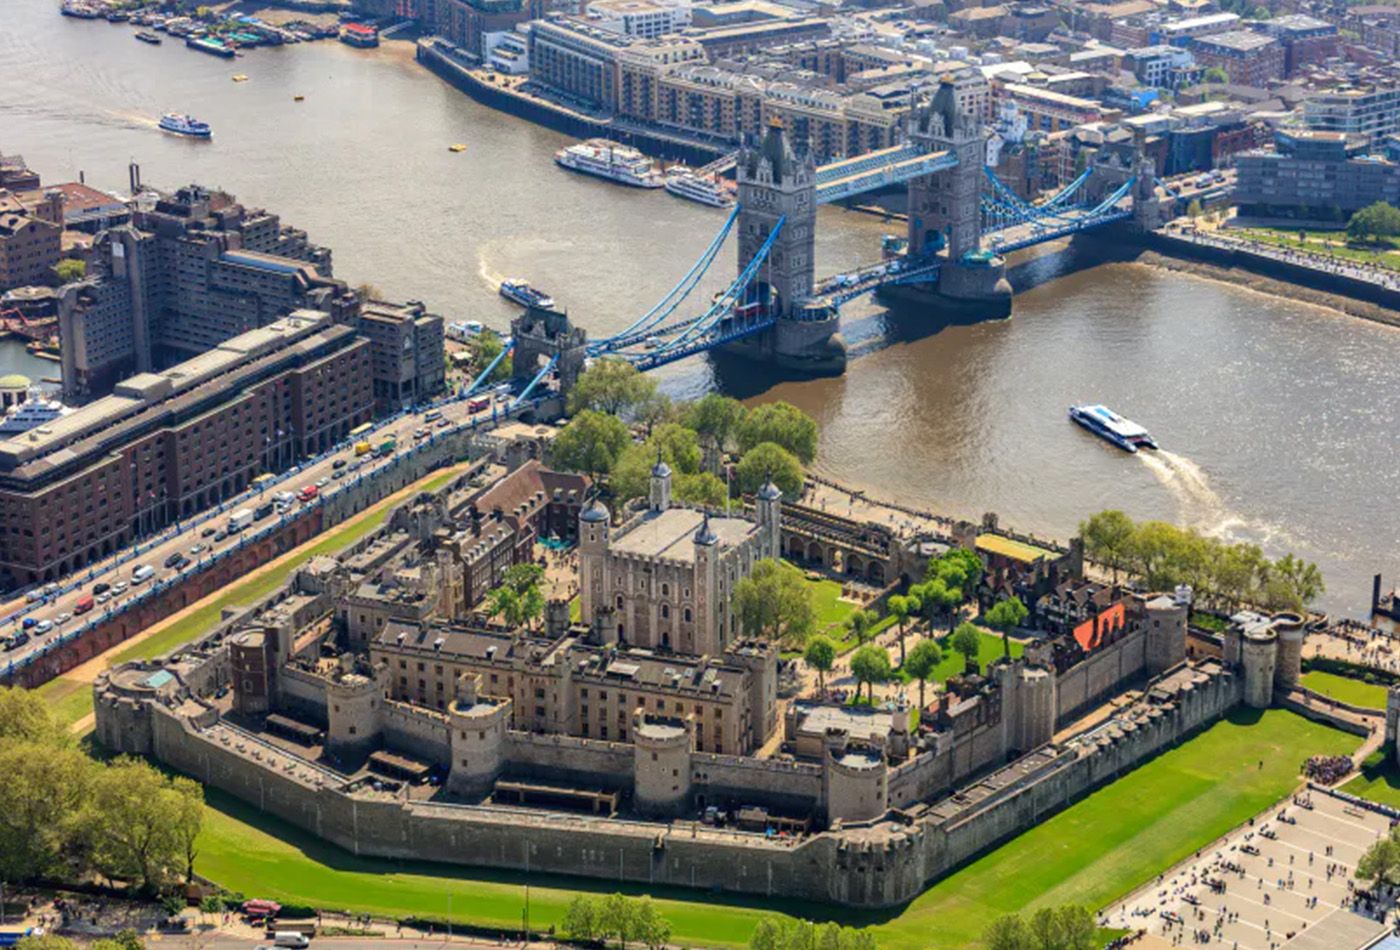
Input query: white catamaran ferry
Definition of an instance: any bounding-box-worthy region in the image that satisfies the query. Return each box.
[554,139,663,188]
[1068,404,1159,453]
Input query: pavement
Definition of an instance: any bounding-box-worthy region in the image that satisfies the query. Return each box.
[1,382,522,672]
[1102,789,1394,950]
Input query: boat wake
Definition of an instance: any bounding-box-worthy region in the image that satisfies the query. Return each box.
[1136,450,1294,548]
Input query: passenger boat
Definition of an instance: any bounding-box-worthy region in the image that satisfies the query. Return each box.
[1068,404,1158,453]
[293,94,305,101]
[158,112,212,137]
[186,35,236,58]
[59,3,102,18]
[134,29,161,43]
[0,392,73,435]
[448,143,467,152]
[499,279,555,310]
[554,139,663,189]
[664,167,735,208]
[106,10,129,21]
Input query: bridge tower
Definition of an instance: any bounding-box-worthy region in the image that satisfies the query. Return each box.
[729,119,846,375]
[903,75,1012,316]
[509,305,588,398]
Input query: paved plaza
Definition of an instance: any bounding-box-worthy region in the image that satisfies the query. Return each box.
[1104,789,1395,950]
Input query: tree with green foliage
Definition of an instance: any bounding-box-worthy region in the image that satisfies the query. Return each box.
[984,596,1029,659]
[804,635,837,696]
[1203,66,1228,83]
[549,410,631,480]
[903,638,943,709]
[1079,509,1135,582]
[914,577,963,632]
[846,608,877,647]
[732,560,815,646]
[1358,829,1400,887]
[566,359,658,417]
[633,897,670,950]
[560,895,601,943]
[1187,198,1203,219]
[748,917,876,950]
[0,685,68,744]
[886,593,918,665]
[849,645,892,703]
[15,937,80,950]
[486,566,545,629]
[736,401,819,464]
[984,905,1096,950]
[608,423,702,502]
[734,442,803,499]
[949,622,983,674]
[1348,201,1400,243]
[634,392,674,436]
[85,759,203,894]
[0,738,91,884]
[90,930,144,950]
[1264,553,1326,612]
[683,393,747,463]
[54,258,86,283]
[676,471,728,508]
[467,329,512,384]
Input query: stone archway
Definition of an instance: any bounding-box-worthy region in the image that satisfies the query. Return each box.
[845,553,864,578]
[867,561,886,585]
[806,541,824,565]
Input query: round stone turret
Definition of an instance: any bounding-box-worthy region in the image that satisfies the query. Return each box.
[1271,612,1305,689]
[632,711,694,816]
[1241,624,1278,709]
[325,671,382,762]
[822,733,889,824]
[1143,592,1189,676]
[447,673,511,798]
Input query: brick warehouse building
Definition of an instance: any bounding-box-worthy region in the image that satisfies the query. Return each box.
[0,310,372,588]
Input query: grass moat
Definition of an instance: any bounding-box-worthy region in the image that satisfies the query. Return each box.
[194,707,1354,949]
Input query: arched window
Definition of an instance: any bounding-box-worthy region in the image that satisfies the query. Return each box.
[683,607,693,623]
[615,595,624,610]
[661,604,670,619]
[661,583,670,597]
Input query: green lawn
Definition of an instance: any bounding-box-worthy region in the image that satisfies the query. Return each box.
[193,709,1349,950]
[1345,751,1400,809]
[46,467,463,729]
[1233,226,1400,272]
[922,628,1022,682]
[1300,670,1388,710]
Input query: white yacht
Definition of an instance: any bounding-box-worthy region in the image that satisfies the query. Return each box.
[555,139,663,188]
[1068,404,1158,453]
[664,167,735,208]
[0,393,73,435]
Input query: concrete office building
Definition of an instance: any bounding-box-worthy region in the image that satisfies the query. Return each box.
[1235,129,1400,221]
[584,0,691,38]
[358,300,447,413]
[0,195,61,292]
[0,311,372,589]
[1303,86,1400,144]
[56,185,351,404]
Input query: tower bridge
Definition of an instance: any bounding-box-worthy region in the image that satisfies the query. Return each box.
[471,75,1164,402]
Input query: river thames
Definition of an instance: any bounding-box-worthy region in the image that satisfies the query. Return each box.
[3,0,1398,615]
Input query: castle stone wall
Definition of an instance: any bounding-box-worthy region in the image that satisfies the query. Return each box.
[1054,627,1148,725]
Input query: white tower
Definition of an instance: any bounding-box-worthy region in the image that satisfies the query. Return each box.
[693,513,721,656]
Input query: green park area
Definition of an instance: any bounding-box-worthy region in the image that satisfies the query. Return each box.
[1345,751,1400,809]
[191,708,1350,950]
[1300,670,1388,710]
[1233,225,1400,271]
[39,466,464,731]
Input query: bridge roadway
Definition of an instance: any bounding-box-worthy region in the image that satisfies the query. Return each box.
[0,382,532,673]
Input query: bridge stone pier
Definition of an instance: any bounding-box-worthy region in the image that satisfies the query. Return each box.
[724,119,848,375]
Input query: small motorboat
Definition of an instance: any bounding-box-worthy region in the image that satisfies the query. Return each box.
[449,143,467,153]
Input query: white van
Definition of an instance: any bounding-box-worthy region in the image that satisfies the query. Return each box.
[272,934,310,948]
[131,564,156,584]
